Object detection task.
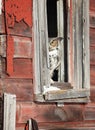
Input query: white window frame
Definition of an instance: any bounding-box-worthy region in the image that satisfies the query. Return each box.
[32,0,90,103]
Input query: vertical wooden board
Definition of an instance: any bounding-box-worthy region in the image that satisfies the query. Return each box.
[83,0,90,89]
[57,0,64,81]
[71,0,90,90]
[3,93,16,130]
[68,0,74,85]
[72,0,83,89]
[33,0,42,94]
[38,0,49,88]
[0,97,3,129]
[33,0,49,95]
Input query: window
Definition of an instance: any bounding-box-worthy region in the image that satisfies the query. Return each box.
[33,0,90,102]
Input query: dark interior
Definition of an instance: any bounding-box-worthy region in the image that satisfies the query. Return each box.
[47,0,58,38]
[47,0,68,82]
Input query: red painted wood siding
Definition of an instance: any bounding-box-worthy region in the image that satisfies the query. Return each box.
[0,0,95,129]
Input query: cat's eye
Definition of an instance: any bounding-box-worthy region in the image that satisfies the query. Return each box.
[33,0,90,103]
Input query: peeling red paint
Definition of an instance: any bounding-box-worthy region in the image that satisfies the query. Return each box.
[5,0,32,28]
[0,0,95,130]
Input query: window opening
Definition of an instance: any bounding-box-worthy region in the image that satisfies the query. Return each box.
[33,0,90,103]
[47,0,58,38]
[47,0,66,83]
[64,0,68,82]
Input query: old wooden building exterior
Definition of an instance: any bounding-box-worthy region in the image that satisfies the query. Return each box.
[0,0,95,129]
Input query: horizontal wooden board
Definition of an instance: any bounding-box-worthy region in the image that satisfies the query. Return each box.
[90,14,95,28]
[90,86,95,102]
[15,102,95,125]
[90,46,95,65]
[90,28,95,45]
[0,79,33,101]
[90,65,95,85]
[38,121,95,130]
[90,0,95,11]
[44,89,89,101]
[0,35,32,58]
[84,103,95,120]
[1,58,33,78]
[16,102,84,124]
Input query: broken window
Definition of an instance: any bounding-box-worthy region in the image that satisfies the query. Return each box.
[33,0,90,103]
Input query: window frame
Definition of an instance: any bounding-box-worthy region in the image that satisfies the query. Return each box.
[32,0,90,103]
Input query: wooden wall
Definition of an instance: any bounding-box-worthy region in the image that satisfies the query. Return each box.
[0,0,95,129]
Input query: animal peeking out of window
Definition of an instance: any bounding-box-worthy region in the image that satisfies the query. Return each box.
[49,37,63,84]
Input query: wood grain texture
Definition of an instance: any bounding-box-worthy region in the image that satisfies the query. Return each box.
[0,0,95,129]
[0,79,33,101]
[0,97,3,130]
[0,58,33,78]
[0,35,32,58]
[38,121,95,130]
[3,93,16,130]
[16,102,84,124]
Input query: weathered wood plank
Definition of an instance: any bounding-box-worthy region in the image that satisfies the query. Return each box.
[38,0,49,88]
[90,65,95,85]
[44,89,89,101]
[32,0,42,94]
[90,0,95,11]
[57,0,64,81]
[0,97,3,130]
[0,79,33,101]
[90,14,95,28]
[90,46,95,65]
[84,103,95,120]
[72,0,83,89]
[90,28,95,45]
[0,58,33,79]
[35,93,89,103]
[3,93,16,130]
[71,0,90,91]
[82,0,90,89]
[33,0,49,95]
[0,0,5,34]
[16,102,84,124]
[38,121,95,130]
[0,35,32,58]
